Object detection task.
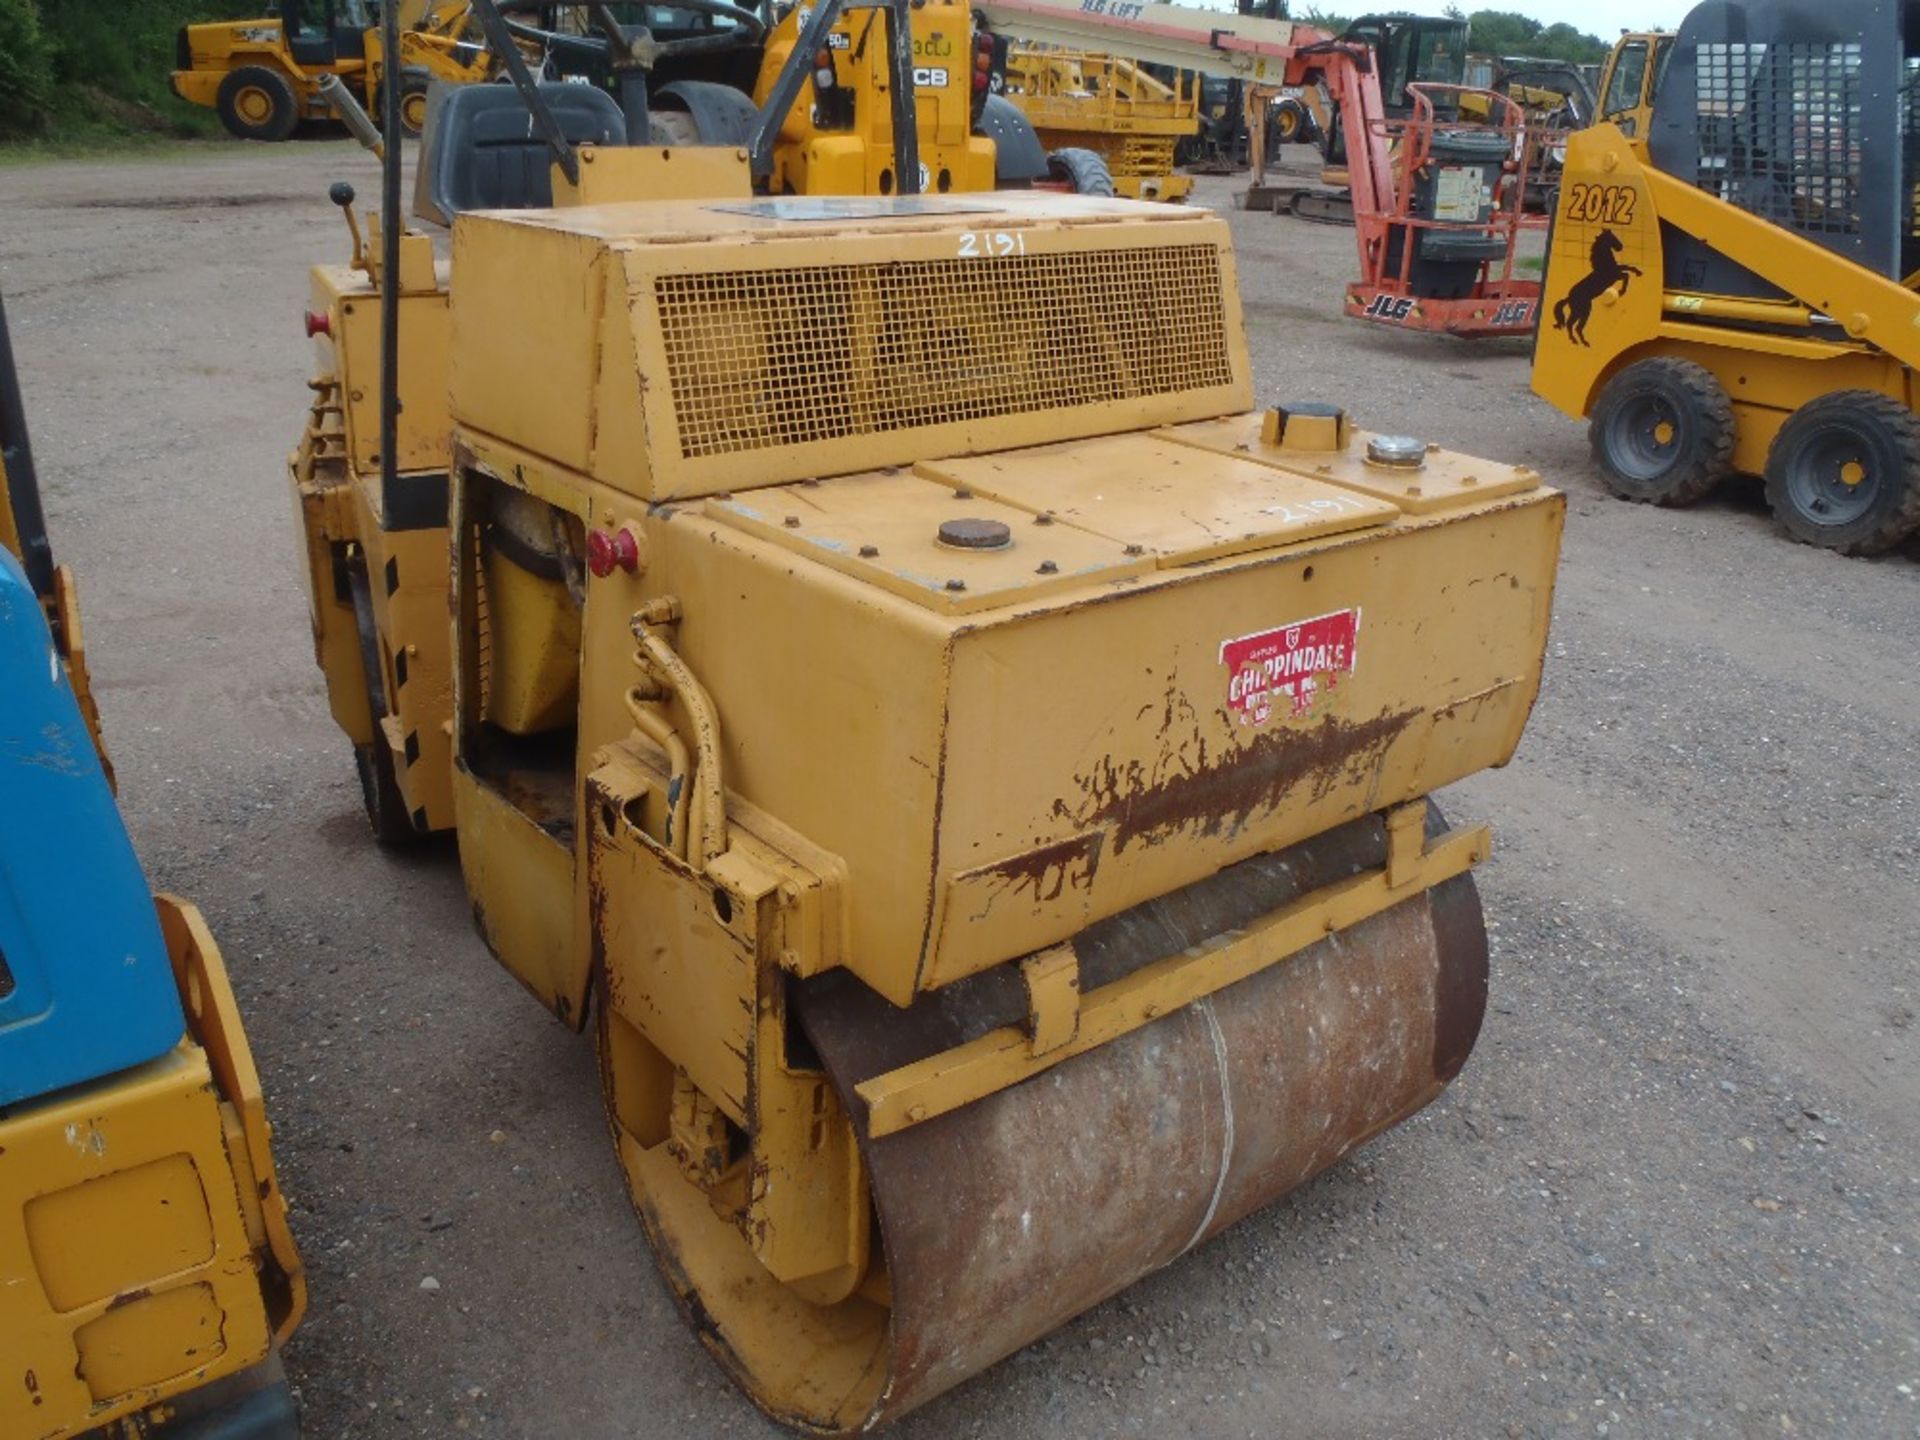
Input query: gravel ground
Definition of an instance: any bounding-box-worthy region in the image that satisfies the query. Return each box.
[1,143,1915,1440]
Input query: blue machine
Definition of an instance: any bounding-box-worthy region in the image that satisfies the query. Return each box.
[0,544,183,1107]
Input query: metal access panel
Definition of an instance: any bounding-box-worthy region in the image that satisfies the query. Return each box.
[1649,0,1915,288]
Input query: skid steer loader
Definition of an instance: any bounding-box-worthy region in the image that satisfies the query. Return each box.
[0,292,306,1439]
[287,6,1563,1426]
[1532,0,1920,554]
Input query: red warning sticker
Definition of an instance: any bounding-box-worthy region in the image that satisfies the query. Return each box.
[1220,608,1361,726]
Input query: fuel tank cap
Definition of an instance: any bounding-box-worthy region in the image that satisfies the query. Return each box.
[938,518,1013,550]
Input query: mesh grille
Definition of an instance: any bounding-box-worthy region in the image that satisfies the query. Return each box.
[653,244,1234,460]
[1694,41,1861,235]
[1904,59,1920,241]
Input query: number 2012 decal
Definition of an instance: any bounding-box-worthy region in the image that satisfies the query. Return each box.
[1564,183,1636,226]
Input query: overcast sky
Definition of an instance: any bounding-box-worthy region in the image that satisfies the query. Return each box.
[1460,0,1693,27]
[1201,2,1698,29]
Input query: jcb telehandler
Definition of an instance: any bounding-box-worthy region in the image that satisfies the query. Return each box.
[172,0,490,140]
[0,293,306,1439]
[455,0,1117,200]
[286,5,1563,1427]
[1534,0,1920,554]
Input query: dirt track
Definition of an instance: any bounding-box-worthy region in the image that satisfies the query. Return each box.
[1,141,1915,1440]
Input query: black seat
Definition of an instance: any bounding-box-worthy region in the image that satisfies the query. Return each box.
[413,82,627,224]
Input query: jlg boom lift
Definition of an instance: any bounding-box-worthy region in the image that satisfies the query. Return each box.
[977,0,1550,336]
[0,293,306,1439]
[1534,0,1920,554]
[287,2,1563,1426]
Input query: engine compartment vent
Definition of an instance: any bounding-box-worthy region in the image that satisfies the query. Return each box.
[654,244,1236,460]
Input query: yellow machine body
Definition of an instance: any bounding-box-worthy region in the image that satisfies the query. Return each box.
[1535,124,1916,473]
[1002,47,1199,202]
[1592,30,1671,144]
[0,902,306,1440]
[751,0,996,197]
[171,1,489,138]
[283,105,1561,1415]
[3,306,305,1438]
[290,224,458,836]
[1532,122,1920,546]
[302,183,1561,1428]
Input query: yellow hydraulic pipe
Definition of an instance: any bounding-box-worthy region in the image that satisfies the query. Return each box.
[1662,292,1819,328]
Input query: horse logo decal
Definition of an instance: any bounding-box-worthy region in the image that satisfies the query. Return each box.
[1552,228,1643,346]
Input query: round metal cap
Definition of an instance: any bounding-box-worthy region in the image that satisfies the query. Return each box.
[1365,434,1427,469]
[938,518,1013,550]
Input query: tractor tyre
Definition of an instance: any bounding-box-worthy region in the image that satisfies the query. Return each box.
[1273,99,1305,144]
[353,739,419,848]
[346,557,424,847]
[216,66,300,142]
[1588,357,1734,506]
[1763,390,1920,555]
[1046,147,1116,198]
[396,67,432,138]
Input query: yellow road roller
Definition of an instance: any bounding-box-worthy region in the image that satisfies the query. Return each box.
[288,55,1562,1429]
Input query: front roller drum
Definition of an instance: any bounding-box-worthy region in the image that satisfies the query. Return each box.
[602,815,1488,1432]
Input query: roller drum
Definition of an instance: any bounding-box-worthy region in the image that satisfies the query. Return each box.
[631,811,1488,1432]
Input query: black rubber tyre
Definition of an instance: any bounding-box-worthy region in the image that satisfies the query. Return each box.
[216,65,300,142]
[1046,147,1116,198]
[396,67,432,137]
[1273,100,1304,144]
[1588,357,1735,506]
[353,738,419,848]
[1763,390,1920,555]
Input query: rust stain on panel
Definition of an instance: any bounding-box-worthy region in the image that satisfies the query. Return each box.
[1059,707,1418,853]
[969,831,1105,902]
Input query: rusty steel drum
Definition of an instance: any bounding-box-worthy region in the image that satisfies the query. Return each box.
[611,811,1487,1432]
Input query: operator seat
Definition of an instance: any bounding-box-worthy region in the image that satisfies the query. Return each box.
[413,81,627,225]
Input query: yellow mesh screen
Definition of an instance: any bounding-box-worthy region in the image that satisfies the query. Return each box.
[653,243,1234,460]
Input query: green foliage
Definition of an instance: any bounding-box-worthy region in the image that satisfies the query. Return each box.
[1297,6,1351,32]
[1463,9,1610,64]
[0,0,55,136]
[0,0,259,143]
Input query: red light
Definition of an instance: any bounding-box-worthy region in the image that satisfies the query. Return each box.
[586,526,640,578]
[304,309,331,338]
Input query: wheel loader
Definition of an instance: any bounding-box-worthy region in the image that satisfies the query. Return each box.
[171,0,490,140]
[1533,0,1920,555]
[288,9,1563,1425]
[0,292,306,1439]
